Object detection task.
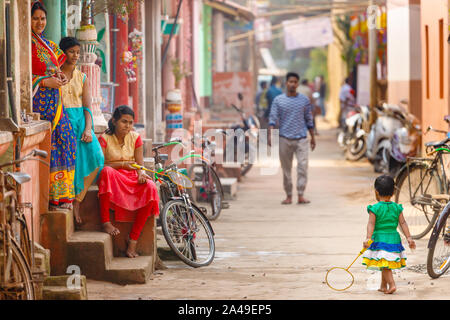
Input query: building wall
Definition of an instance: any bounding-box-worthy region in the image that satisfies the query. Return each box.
[420,0,449,144]
[387,0,422,119]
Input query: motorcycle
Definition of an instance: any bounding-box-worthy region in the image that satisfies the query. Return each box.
[227,93,260,177]
[337,104,370,161]
[366,103,409,173]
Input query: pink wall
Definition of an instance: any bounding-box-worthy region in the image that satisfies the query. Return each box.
[420,0,449,144]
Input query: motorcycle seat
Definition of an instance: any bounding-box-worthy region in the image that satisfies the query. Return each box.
[425,138,450,148]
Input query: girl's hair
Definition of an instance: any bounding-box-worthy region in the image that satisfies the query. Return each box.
[31,1,47,17]
[374,175,395,197]
[105,105,135,135]
[59,37,80,53]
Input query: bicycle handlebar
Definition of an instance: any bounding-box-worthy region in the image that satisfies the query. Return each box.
[0,148,48,169]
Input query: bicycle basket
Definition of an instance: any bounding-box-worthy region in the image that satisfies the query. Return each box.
[165,170,193,189]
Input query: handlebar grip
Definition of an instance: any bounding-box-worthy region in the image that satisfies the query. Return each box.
[33,149,48,159]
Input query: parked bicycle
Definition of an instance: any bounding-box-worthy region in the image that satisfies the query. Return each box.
[139,142,215,267]
[187,132,228,221]
[0,149,48,300]
[426,199,450,278]
[394,126,450,239]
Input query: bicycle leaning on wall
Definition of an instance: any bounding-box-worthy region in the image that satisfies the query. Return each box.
[0,149,48,300]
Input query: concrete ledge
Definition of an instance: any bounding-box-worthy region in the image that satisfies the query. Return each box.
[220,177,238,200]
[43,275,88,300]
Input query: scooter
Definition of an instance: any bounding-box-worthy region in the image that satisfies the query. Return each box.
[387,113,421,177]
[366,103,407,173]
[227,93,260,177]
[337,105,370,161]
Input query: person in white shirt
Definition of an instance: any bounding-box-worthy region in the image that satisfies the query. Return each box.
[338,77,356,128]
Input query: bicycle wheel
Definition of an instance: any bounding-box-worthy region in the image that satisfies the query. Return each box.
[395,162,442,239]
[187,164,223,221]
[161,200,215,267]
[427,214,450,278]
[0,234,35,300]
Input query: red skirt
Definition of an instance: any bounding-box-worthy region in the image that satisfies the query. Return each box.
[98,166,159,222]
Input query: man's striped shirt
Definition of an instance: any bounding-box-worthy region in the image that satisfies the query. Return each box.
[268,93,314,140]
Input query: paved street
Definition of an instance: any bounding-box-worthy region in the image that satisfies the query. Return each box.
[86,126,450,300]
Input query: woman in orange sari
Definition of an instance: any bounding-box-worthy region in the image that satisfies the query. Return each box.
[31,1,77,209]
[98,106,159,258]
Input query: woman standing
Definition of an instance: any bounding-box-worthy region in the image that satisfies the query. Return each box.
[98,106,159,258]
[59,37,104,224]
[31,2,77,210]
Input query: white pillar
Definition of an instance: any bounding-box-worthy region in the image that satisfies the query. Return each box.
[213,11,224,72]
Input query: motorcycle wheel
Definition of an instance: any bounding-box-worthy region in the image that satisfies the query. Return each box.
[345,137,367,161]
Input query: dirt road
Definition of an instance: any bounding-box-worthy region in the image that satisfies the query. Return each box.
[86,127,449,300]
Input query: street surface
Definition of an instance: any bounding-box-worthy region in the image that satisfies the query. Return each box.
[87,125,450,300]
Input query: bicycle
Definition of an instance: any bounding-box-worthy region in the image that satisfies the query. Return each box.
[426,199,450,278]
[187,132,227,221]
[137,142,215,267]
[0,148,48,299]
[394,127,450,239]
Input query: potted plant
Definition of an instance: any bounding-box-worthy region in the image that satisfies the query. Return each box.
[166,58,191,113]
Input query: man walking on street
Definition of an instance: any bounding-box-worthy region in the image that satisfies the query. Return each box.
[269,72,316,205]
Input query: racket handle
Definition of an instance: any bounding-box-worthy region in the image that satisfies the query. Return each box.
[360,239,373,254]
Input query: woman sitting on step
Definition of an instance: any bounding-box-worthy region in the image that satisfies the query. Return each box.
[97,106,160,258]
[59,36,105,224]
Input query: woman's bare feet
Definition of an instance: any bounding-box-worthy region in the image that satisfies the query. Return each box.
[60,202,73,210]
[103,222,120,236]
[126,239,139,258]
[378,287,387,293]
[73,200,82,224]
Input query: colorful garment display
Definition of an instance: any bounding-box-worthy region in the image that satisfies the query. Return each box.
[32,31,77,206]
[60,67,104,201]
[362,202,407,270]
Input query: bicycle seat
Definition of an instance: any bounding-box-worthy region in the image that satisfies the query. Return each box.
[7,172,31,185]
[159,154,169,161]
[425,138,450,148]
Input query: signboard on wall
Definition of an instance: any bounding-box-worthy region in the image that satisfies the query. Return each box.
[212,72,254,112]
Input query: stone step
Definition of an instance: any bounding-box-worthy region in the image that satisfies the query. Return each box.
[67,231,113,279]
[66,231,154,285]
[104,256,153,285]
[220,177,238,200]
[42,275,88,300]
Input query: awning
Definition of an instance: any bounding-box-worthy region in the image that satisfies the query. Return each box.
[204,0,255,22]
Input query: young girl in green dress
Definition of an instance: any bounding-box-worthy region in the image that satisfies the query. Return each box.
[362,175,416,294]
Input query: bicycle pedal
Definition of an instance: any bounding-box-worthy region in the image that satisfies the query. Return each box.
[222,202,230,209]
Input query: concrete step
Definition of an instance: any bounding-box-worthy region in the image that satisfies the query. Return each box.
[67,231,113,280]
[104,256,153,285]
[42,275,88,300]
[67,231,155,285]
[220,177,238,200]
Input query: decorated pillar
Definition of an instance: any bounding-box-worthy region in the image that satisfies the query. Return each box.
[76,25,108,132]
[128,6,143,123]
[110,14,129,107]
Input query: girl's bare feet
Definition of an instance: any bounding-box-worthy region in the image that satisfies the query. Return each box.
[378,287,387,293]
[103,222,120,236]
[385,286,396,294]
[126,239,139,258]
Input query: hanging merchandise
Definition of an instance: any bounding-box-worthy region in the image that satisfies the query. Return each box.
[121,50,136,83]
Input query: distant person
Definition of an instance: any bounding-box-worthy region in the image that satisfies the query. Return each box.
[268,72,316,205]
[264,76,283,122]
[362,175,416,294]
[298,79,317,134]
[316,75,327,116]
[255,81,268,117]
[339,77,356,128]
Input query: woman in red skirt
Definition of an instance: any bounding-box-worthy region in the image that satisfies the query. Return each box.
[98,105,159,258]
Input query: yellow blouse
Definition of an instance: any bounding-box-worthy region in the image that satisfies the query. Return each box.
[60,67,86,109]
[100,131,140,163]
